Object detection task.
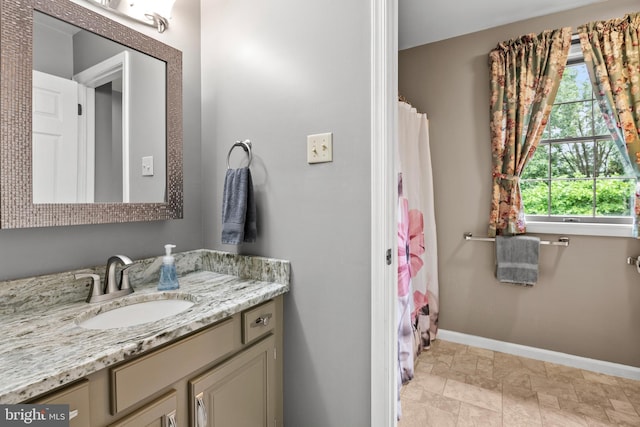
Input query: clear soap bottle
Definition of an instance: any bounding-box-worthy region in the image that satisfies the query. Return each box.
[158,244,179,290]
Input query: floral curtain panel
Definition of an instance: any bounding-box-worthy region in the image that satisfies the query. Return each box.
[578,12,640,237]
[488,28,572,237]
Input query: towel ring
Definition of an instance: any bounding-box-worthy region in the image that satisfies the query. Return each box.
[226,140,252,169]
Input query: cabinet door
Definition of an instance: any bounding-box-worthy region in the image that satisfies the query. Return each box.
[190,335,276,427]
[109,390,177,427]
[34,380,91,427]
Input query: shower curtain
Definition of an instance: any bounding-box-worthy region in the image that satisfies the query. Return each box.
[397,101,439,386]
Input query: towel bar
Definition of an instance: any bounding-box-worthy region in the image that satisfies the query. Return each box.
[226,140,252,169]
[463,232,570,247]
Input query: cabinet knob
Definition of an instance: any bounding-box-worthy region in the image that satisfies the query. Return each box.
[251,313,273,327]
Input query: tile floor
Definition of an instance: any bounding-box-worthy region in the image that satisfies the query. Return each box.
[398,339,640,426]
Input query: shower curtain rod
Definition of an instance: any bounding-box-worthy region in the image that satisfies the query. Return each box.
[398,95,426,115]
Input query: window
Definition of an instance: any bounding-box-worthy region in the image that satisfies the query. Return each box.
[520,44,635,232]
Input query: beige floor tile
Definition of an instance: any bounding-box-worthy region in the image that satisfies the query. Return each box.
[545,362,585,383]
[494,368,533,389]
[610,398,638,415]
[423,404,458,427]
[581,370,622,386]
[531,375,579,402]
[559,398,610,422]
[538,392,560,409]
[443,379,502,413]
[398,399,427,427]
[430,363,469,383]
[401,380,425,402]
[571,378,613,409]
[583,416,616,427]
[399,341,638,427]
[421,390,461,415]
[539,406,588,427]
[465,373,502,392]
[475,357,494,378]
[456,402,502,427]
[451,353,478,376]
[414,373,447,395]
[503,385,543,425]
[605,407,640,426]
[466,346,495,360]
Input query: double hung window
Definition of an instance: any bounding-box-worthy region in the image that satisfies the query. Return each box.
[520,43,635,231]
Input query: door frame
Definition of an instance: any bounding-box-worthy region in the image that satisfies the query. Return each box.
[370,0,398,425]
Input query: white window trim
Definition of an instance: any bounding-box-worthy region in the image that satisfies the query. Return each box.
[526,220,632,237]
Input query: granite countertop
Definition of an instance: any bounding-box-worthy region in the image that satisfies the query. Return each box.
[0,249,290,404]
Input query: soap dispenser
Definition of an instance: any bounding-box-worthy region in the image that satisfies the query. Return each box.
[158,244,179,290]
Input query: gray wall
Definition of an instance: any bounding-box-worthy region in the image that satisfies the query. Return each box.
[0,0,202,280]
[399,0,640,367]
[200,0,373,425]
[33,12,73,78]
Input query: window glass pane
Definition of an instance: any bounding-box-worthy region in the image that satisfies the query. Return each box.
[551,141,594,179]
[547,102,594,139]
[595,178,634,216]
[521,180,549,215]
[554,64,592,103]
[550,179,594,215]
[521,144,549,179]
[596,139,631,177]
[593,103,609,135]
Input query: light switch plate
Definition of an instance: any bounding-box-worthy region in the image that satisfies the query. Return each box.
[142,156,154,176]
[307,133,333,164]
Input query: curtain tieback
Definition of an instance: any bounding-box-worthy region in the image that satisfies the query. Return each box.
[492,172,520,182]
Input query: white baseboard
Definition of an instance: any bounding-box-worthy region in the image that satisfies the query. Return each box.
[437,329,640,381]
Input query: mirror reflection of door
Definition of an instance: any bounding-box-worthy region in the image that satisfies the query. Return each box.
[32,70,81,203]
[33,10,167,204]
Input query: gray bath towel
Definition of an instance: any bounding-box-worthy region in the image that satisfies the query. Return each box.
[495,235,540,285]
[221,167,257,245]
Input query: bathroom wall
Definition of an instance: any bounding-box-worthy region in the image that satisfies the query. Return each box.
[0,0,203,281]
[399,0,640,367]
[201,1,373,426]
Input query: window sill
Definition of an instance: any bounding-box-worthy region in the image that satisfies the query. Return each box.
[526,221,631,238]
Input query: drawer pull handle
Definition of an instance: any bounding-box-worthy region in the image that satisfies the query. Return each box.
[251,313,273,327]
[165,409,177,427]
[69,409,78,420]
[196,392,207,427]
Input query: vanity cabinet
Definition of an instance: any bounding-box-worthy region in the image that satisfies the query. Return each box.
[26,296,283,427]
[189,334,276,427]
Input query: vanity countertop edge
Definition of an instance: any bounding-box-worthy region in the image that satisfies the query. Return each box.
[0,249,290,404]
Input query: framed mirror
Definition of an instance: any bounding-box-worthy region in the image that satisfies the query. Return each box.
[0,0,182,228]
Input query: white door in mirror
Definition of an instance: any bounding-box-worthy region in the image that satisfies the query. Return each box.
[33,71,80,203]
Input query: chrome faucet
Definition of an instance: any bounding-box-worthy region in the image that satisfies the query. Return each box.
[76,254,135,303]
[104,255,133,294]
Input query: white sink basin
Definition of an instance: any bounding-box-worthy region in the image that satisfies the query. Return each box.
[77,297,195,330]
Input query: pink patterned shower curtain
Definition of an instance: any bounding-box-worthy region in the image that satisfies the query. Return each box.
[397,101,439,385]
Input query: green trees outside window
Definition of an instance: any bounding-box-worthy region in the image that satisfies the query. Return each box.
[520,62,635,219]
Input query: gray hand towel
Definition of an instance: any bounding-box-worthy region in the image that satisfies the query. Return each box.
[221,167,256,245]
[495,235,540,285]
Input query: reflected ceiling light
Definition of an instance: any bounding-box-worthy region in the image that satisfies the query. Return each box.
[83,0,177,33]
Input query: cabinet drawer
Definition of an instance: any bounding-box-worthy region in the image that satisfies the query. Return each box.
[109,390,177,427]
[242,300,276,344]
[110,316,238,414]
[33,380,90,427]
